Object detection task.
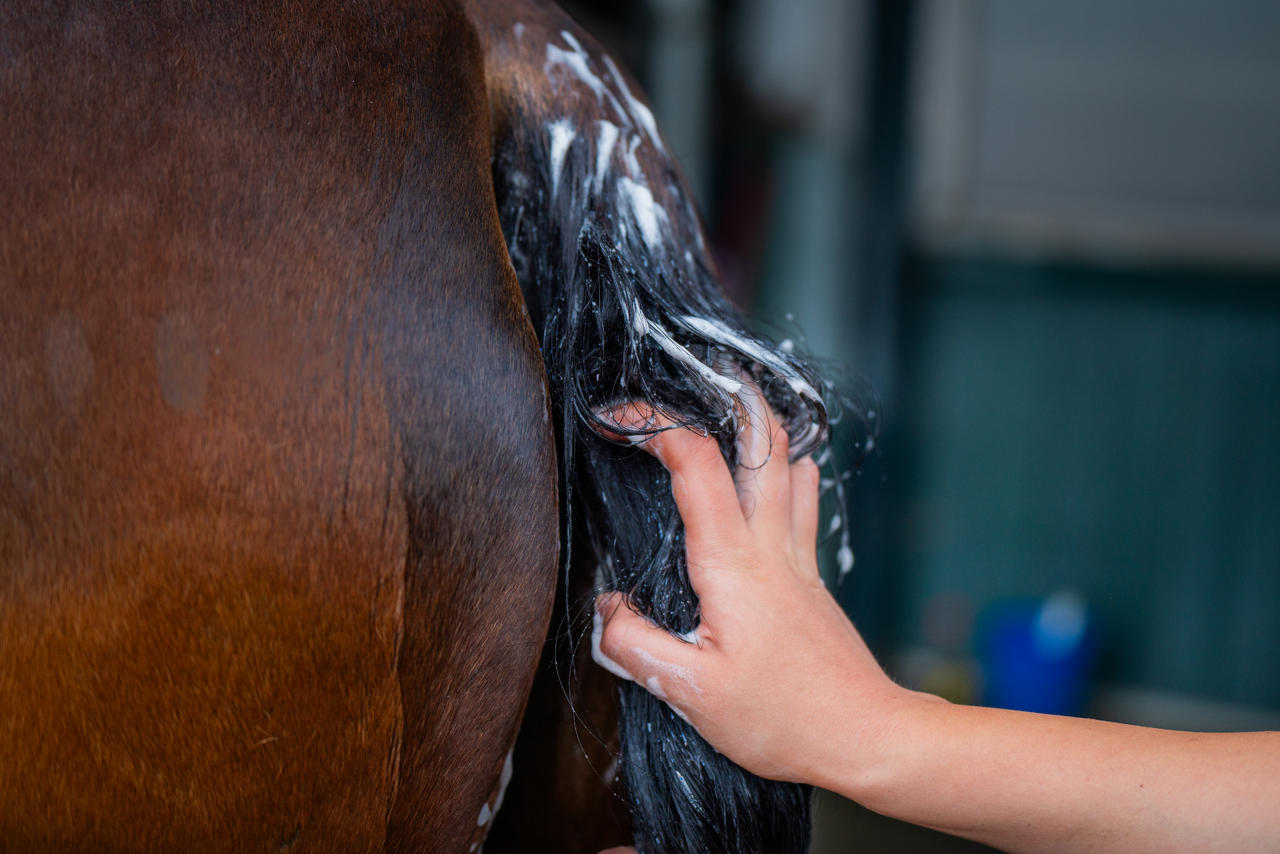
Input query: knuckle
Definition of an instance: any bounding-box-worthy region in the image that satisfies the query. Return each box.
[793,457,820,494]
[600,610,631,646]
[600,625,637,670]
[684,432,723,467]
[771,424,791,457]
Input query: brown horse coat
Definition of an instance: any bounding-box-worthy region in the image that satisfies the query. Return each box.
[1,1,563,850]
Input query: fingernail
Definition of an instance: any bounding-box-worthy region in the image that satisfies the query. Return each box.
[592,404,638,441]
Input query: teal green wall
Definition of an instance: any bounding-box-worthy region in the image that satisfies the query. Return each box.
[896,259,1280,708]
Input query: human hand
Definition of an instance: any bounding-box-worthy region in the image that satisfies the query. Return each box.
[598,397,1280,854]
[592,393,914,788]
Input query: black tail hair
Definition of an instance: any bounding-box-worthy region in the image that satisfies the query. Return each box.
[491,31,840,854]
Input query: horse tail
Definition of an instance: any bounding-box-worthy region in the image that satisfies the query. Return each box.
[470,7,831,852]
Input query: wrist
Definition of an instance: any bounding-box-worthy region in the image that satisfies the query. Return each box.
[812,685,951,811]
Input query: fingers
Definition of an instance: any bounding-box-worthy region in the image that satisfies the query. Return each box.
[596,405,746,550]
[733,384,792,533]
[789,456,821,574]
[596,399,824,585]
[593,594,703,709]
[733,382,779,478]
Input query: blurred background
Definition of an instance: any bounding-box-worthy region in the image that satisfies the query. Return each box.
[558,0,1280,849]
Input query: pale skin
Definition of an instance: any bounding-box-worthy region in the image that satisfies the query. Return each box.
[594,396,1280,854]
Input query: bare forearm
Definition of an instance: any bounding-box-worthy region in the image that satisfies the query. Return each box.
[827,695,1280,853]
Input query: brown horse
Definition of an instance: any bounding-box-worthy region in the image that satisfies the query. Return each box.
[1,1,826,851]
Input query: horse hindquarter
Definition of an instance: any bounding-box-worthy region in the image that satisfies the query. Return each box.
[0,2,557,851]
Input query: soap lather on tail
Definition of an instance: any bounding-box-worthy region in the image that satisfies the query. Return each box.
[468,4,846,853]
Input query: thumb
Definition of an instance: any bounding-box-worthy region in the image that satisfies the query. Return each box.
[592,593,702,706]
